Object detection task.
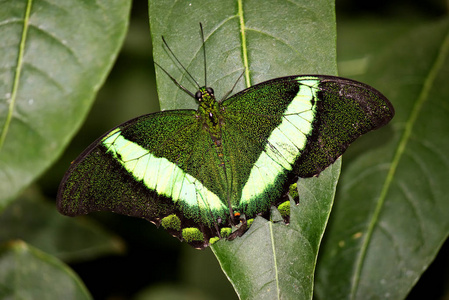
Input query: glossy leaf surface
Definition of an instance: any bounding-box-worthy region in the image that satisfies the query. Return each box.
[0,0,131,208]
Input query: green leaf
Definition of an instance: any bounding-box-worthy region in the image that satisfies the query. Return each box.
[149,1,337,298]
[0,0,132,209]
[0,241,92,300]
[0,187,124,262]
[315,19,449,299]
[212,161,340,299]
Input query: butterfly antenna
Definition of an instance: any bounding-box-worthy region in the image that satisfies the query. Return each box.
[200,23,207,87]
[161,36,201,89]
[220,69,246,102]
[154,61,195,98]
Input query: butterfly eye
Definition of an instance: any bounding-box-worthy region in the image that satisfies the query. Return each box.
[206,87,214,95]
[195,91,203,100]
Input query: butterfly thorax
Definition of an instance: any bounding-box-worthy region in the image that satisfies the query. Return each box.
[196,87,223,140]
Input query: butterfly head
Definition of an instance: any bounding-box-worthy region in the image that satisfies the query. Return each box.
[195,87,215,103]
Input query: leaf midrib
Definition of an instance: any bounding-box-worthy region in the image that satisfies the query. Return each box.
[237,0,250,88]
[350,25,449,298]
[0,0,33,152]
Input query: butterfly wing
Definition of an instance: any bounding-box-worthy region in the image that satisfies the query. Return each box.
[57,110,230,248]
[220,75,394,217]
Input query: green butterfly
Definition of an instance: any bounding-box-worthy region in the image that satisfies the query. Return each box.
[57,29,394,249]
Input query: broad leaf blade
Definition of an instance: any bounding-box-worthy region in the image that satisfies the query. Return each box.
[316,19,449,299]
[0,0,131,208]
[0,241,91,299]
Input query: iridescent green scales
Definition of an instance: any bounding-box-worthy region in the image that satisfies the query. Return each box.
[57,75,394,249]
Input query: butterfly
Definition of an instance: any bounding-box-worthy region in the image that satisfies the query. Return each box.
[57,25,394,249]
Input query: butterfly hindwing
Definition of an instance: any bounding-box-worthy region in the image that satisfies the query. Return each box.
[221,77,304,216]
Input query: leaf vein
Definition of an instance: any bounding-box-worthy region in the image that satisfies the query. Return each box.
[0,0,33,151]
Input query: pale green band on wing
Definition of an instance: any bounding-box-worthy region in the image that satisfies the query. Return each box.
[102,129,227,215]
[240,78,319,204]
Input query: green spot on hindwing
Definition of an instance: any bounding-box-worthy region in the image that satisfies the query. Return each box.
[161,214,181,231]
[289,182,299,202]
[278,201,290,219]
[182,227,204,243]
[220,227,232,238]
[209,237,220,245]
